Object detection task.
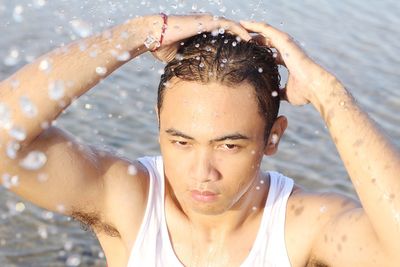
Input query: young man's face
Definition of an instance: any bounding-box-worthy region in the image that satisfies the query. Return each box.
[158,79,271,215]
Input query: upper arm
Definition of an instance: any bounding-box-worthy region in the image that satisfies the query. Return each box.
[1,126,148,222]
[309,197,399,267]
[1,126,106,214]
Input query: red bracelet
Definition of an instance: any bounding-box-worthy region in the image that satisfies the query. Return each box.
[152,13,168,52]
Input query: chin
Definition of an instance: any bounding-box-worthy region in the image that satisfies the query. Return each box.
[188,200,233,216]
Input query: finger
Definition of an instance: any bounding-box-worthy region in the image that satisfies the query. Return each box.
[239,20,306,63]
[251,34,272,47]
[279,87,288,102]
[219,20,252,41]
[273,50,286,66]
[250,34,286,66]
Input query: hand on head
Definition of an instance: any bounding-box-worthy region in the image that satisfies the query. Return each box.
[147,13,338,107]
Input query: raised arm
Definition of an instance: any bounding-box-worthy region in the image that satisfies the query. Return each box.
[240,21,400,266]
[0,14,251,218]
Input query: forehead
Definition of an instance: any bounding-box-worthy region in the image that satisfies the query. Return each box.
[160,80,265,138]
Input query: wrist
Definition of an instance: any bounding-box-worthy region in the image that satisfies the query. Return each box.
[142,14,165,52]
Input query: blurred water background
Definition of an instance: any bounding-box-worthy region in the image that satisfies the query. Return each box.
[0,0,399,266]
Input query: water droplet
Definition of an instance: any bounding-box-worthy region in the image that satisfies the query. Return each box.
[232,41,237,47]
[9,126,26,141]
[256,186,260,190]
[66,254,81,266]
[95,66,107,76]
[199,63,205,68]
[271,134,279,144]
[320,205,327,213]
[128,164,137,175]
[64,240,73,251]
[260,179,265,184]
[13,5,24,23]
[208,28,218,36]
[37,225,48,239]
[222,58,227,63]
[252,206,257,211]
[39,59,51,73]
[6,141,20,159]
[271,91,278,97]
[116,51,130,61]
[69,19,93,38]
[56,204,65,213]
[339,101,345,106]
[33,0,47,8]
[42,211,54,220]
[0,174,12,188]
[15,202,25,212]
[10,175,19,186]
[19,150,47,170]
[48,80,65,100]
[218,27,225,34]
[0,103,12,129]
[84,103,92,110]
[258,67,263,73]
[19,96,38,118]
[3,47,20,66]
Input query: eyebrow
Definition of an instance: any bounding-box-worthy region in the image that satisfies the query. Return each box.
[165,128,250,142]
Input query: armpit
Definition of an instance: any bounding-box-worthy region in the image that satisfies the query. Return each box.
[306,256,330,267]
[71,210,121,238]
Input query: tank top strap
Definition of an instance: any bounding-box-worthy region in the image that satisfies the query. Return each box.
[241,171,294,267]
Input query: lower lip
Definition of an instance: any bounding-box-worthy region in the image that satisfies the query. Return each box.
[191,190,219,202]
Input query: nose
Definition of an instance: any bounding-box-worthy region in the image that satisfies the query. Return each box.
[189,149,220,183]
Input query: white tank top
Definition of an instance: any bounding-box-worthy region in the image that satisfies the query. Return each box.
[127,156,294,267]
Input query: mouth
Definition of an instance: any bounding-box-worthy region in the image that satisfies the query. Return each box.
[190,190,220,203]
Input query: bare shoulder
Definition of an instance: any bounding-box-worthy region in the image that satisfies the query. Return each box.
[90,153,150,259]
[285,185,396,267]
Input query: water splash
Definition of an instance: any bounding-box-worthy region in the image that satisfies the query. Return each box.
[128,164,137,175]
[3,47,21,66]
[19,96,38,118]
[37,225,48,239]
[2,173,19,188]
[9,126,27,141]
[69,19,93,38]
[13,5,24,23]
[15,202,25,212]
[66,254,81,266]
[32,0,47,8]
[6,141,20,159]
[39,59,52,73]
[19,150,47,170]
[48,80,65,100]
[95,66,107,76]
[0,103,12,129]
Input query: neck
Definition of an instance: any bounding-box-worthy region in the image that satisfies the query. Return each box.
[165,172,270,241]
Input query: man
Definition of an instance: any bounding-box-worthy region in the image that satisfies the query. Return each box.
[0,13,399,267]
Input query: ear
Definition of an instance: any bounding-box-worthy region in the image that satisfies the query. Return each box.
[264,115,288,156]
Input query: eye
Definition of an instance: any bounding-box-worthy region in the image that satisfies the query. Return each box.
[221,144,240,151]
[171,140,190,147]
